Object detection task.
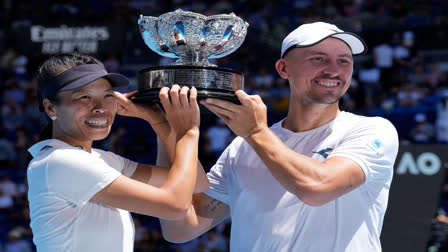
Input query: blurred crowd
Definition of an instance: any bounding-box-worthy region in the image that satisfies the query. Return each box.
[0,0,448,251]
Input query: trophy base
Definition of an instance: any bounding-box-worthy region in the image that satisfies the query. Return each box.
[135,65,243,104]
[133,88,240,103]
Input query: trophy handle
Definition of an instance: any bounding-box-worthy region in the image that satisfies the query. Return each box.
[138,15,177,58]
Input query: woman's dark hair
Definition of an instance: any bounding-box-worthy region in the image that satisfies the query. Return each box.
[37,52,103,141]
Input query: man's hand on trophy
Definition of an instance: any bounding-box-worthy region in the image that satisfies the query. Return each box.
[200,90,268,139]
[115,91,167,126]
[159,85,200,140]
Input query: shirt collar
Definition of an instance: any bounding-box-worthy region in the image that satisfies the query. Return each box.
[28,139,85,157]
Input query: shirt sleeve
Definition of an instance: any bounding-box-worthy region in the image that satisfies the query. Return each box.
[46,149,122,207]
[121,158,138,177]
[329,117,399,184]
[96,149,138,177]
[205,137,242,205]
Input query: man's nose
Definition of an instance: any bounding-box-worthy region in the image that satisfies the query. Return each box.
[322,61,341,78]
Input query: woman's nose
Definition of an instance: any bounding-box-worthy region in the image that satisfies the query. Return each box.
[92,99,106,113]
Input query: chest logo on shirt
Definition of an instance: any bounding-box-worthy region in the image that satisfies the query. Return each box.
[313,148,333,158]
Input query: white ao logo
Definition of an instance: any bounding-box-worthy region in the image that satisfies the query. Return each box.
[396,152,441,175]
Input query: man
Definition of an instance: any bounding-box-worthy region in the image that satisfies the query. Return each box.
[159,22,399,251]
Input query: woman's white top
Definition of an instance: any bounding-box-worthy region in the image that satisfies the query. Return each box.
[27,139,138,252]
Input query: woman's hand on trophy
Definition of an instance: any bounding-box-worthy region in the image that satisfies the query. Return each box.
[159,85,200,139]
[200,90,268,139]
[115,91,167,126]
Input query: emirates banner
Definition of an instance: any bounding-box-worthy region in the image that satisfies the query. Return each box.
[13,24,126,55]
[381,145,447,252]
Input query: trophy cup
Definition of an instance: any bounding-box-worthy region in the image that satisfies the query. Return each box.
[133,9,249,103]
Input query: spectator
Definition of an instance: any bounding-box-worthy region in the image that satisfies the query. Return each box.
[427,183,448,252]
[203,228,228,252]
[408,64,428,86]
[409,113,436,143]
[393,31,419,74]
[341,79,367,114]
[253,66,275,88]
[1,101,25,134]
[435,90,448,143]
[0,175,18,198]
[357,59,381,108]
[0,189,13,213]
[108,126,128,156]
[396,82,422,107]
[103,52,121,73]
[0,48,17,76]
[22,87,41,133]
[4,229,33,252]
[205,118,233,159]
[426,63,447,90]
[2,80,25,105]
[12,51,29,84]
[133,216,150,252]
[15,176,28,199]
[373,40,394,93]
[14,126,32,170]
[0,130,16,167]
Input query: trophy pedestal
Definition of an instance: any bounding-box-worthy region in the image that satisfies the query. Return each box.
[134,65,244,104]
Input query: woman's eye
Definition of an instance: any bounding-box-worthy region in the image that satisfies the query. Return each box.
[80,95,90,100]
[105,94,115,98]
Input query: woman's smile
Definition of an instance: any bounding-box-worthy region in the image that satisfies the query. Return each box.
[85,117,109,128]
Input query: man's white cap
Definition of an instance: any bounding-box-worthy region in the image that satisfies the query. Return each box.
[281,22,367,58]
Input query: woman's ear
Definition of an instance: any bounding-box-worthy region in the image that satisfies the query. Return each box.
[275,59,289,79]
[42,98,57,119]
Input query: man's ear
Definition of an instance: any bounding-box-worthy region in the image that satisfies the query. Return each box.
[275,59,289,79]
[42,98,57,118]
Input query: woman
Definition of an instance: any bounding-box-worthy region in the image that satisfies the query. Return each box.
[27,53,209,251]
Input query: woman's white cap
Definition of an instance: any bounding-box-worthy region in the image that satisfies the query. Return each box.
[281,22,367,58]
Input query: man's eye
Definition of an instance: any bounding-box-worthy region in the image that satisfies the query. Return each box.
[80,95,90,100]
[105,94,115,98]
[311,57,323,62]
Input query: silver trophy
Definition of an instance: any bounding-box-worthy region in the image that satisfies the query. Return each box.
[134,9,249,103]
